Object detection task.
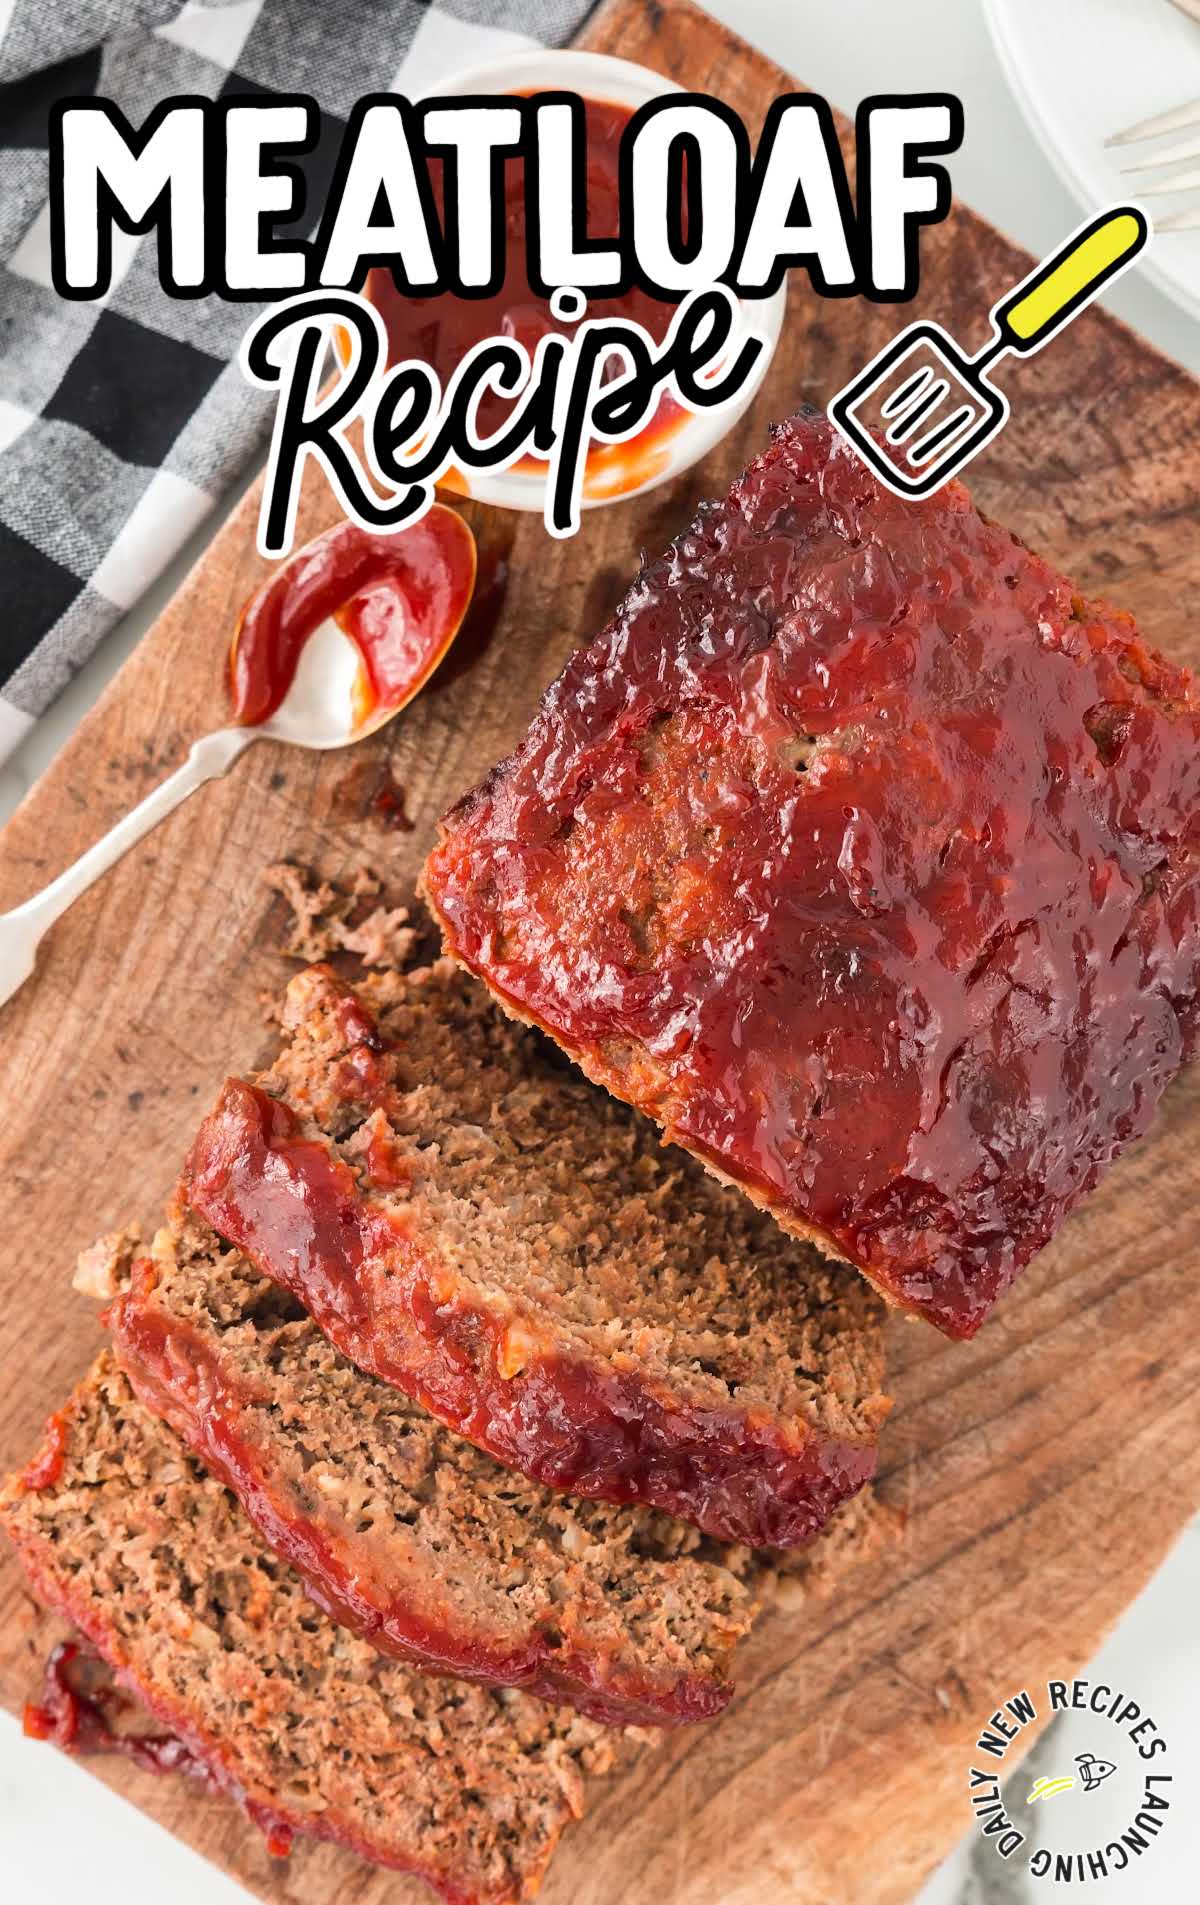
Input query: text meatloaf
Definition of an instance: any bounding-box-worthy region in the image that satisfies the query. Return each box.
[423,412,1200,1340]
[182,958,889,1549]
[0,1357,627,1905]
[105,1210,757,1728]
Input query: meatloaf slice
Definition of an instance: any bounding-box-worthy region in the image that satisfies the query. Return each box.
[182,958,889,1550]
[422,412,1200,1340]
[0,1356,628,1905]
[104,1211,756,1729]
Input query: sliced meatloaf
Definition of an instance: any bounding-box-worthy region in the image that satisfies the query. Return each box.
[104,1210,756,1729]
[422,412,1200,1340]
[0,1356,628,1905]
[181,958,890,1550]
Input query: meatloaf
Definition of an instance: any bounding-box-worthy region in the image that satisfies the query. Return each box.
[182,958,889,1549]
[104,1210,756,1729]
[0,1356,628,1905]
[422,412,1200,1340]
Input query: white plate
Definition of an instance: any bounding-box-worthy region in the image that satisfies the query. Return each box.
[984,0,1200,324]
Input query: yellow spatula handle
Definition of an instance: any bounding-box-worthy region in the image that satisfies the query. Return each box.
[993,206,1148,355]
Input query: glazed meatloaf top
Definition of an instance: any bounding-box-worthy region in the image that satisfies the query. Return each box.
[0,1357,627,1905]
[182,957,889,1549]
[105,1210,757,1729]
[422,412,1200,1339]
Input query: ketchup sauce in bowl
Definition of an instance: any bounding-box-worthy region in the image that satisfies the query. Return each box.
[366,94,681,442]
[361,50,786,515]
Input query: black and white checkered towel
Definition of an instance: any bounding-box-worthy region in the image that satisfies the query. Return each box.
[0,0,595,765]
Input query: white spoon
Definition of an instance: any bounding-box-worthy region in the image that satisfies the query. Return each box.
[0,517,476,1010]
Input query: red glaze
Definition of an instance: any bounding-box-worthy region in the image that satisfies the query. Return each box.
[108,1282,732,1729]
[8,1541,509,1903]
[333,988,385,1053]
[184,1068,876,1549]
[19,1410,68,1491]
[365,96,679,444]
[20,1633,295,1859]
[230,511,477,728]
[24,1640,216,1786]
[423,413,1200,1340]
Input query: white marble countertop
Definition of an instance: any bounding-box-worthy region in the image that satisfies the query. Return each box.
[1,4,1197,1902]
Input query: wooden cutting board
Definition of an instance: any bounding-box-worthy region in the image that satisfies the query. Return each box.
[2,3,1199,1901]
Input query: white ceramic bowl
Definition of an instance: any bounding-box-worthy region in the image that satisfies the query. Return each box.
[394,48,788,516]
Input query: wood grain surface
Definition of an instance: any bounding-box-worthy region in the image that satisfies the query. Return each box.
[2,4,1199,1902]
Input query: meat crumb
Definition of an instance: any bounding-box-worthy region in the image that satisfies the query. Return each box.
[72,1227,141,1302]
[264,862,417,970]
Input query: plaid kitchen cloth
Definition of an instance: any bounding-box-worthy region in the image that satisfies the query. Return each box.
[0,0,596,765]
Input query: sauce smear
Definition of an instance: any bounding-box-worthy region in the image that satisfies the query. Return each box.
[26,1639,297,1855]
[25,1641,214,1784]
[231,510,477,729]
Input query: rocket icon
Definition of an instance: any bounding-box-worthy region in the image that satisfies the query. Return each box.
[1075,1753,1117,1792]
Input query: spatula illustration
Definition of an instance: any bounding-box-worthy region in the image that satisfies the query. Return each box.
[828,205,1149,499]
